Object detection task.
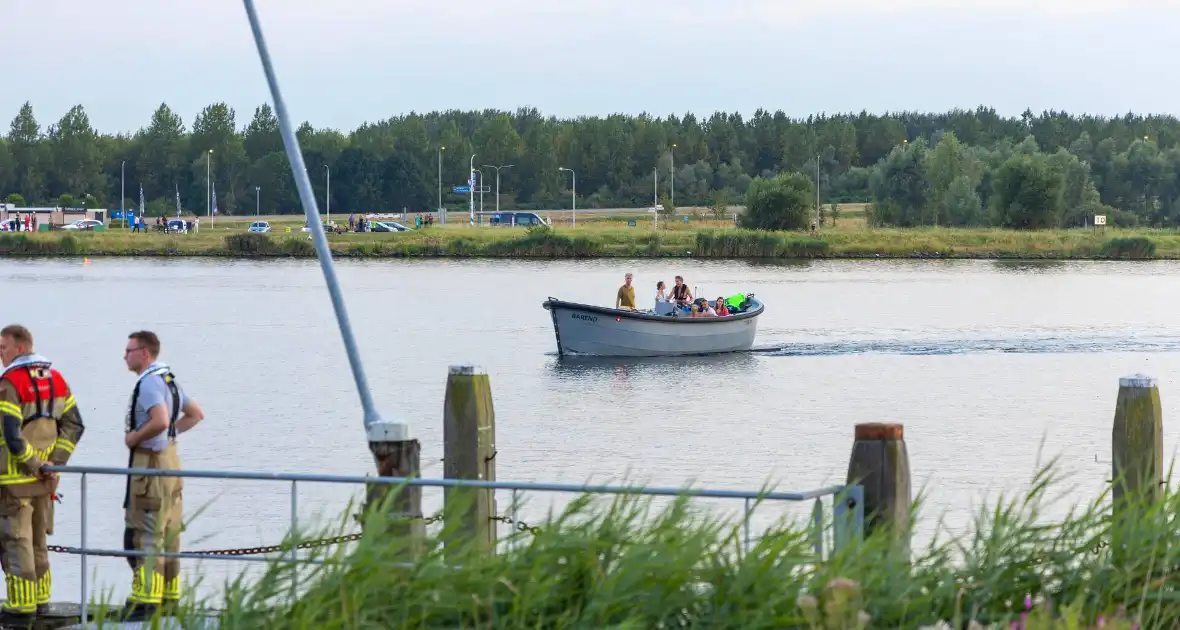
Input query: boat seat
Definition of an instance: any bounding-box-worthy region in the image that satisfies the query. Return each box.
[654,301,677,316]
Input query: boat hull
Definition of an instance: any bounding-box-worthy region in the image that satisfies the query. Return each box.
[542,298,762,357]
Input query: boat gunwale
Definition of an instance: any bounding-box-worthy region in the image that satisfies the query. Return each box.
[541,297,764,324]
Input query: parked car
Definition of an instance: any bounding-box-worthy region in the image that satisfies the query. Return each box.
[248,221,272,233]
[166,219,187,234]
[489,212,549,227]
[60,219,104,231]
[369,221,413,232]
[302,220,338,233]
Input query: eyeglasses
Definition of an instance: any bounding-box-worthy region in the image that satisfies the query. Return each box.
[124,346,145,356]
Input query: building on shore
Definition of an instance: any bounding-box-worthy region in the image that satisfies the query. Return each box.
[0,205,109,229]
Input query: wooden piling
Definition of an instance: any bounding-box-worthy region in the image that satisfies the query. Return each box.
[443,365,497,557]
[846,422,911,552]
[365,419,424,558]
[1111,374,1163,511]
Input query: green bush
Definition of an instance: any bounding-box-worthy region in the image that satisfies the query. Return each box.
[56,234,79,255]
[224,233,275,255]
[277,236,317,257]
[695,229,829,258]
[1100,236,1155,260]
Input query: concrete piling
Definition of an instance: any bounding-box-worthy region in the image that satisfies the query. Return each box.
[443,365,497,557]
[846,422,911,554]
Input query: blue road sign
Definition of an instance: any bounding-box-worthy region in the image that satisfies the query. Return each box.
[452,186,470,194]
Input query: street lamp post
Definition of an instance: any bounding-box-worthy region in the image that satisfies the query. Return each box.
[206,149,213,223]
[256,186,261,216]
[468,153,476,225]
[324,164,330,226]
[120,160,126,229]
[473,169,484,219]
[481,164,513,215]
[670,143,677,210]
[437,145,445,213]
[558,167,576,226]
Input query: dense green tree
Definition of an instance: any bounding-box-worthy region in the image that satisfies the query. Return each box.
[991,154,1065,229]
[741,173,812,231]
[2,102,1180,230]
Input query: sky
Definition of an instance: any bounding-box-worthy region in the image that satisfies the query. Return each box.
[2,0,1178,135]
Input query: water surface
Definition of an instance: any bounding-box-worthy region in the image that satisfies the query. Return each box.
[3,257,1178,604]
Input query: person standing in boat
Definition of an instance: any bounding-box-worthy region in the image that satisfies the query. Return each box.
[615,273,636,310]
[670,276,693,311]
[0,324,86,626]
[121,331,205,620]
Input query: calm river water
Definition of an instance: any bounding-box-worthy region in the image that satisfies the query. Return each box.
[2,256,1179,604]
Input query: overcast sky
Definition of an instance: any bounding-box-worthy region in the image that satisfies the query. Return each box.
[3,0,1177,135]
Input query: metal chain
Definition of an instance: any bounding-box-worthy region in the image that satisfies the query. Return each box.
[46,514,444,558]
[490,514,542,536]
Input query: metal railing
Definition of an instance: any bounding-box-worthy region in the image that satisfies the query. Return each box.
[43,464,864,626]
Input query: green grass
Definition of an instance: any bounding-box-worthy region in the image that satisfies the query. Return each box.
[2,225,1177,260]
[106,461,1175,629]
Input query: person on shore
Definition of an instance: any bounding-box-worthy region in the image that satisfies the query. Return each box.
[0,325,86,626]
[615,273,636,310]
[121,331,204,620]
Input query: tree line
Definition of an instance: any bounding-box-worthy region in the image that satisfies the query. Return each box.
[2,101,1179,228]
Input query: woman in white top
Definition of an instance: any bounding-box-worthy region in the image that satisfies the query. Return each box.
[655,281,668,304]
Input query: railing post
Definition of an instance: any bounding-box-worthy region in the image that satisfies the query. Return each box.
[365,420,423,560]
[79,472,88,627]
[443,365,497,558]
[846,423,911,555]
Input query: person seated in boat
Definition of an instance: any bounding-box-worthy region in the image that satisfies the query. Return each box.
[615,272,636,310]
[691,298,716,318]
[670,276,693,312]
[714,297,730,316]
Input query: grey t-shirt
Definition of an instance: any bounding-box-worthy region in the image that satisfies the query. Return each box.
[132,373,189,452]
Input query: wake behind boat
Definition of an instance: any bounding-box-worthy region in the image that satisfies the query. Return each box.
[542,294,764,357]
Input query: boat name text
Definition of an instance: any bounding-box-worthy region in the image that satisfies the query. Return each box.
[571,313,598,322]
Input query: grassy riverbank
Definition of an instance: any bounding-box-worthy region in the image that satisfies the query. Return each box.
[0,220,1174,260]
[157,466,1161,628]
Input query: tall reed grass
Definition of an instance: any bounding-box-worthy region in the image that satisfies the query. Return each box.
[118,461,1180,629]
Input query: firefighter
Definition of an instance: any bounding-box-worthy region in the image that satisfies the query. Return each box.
[0,325,85,627]
[121,331,204,620]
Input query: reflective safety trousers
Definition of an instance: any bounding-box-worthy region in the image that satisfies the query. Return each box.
[0,491,53,615]
[124,445,183,606]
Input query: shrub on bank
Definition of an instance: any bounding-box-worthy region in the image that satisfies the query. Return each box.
[486,225,604,257]
[223,233,318,257]
[183,464,1172,629]
[695,229,829,258]
[0,233,82,255]
[1099,236,1155,260]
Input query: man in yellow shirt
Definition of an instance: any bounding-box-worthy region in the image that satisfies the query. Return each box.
[615,273,636,310]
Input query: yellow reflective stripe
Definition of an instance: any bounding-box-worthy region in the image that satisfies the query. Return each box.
[35,571,50,605]
[62,395,76,413]
[53,439,75,454]
[0,477,37,485]
[11,445,33,464]
[0,400,20,417]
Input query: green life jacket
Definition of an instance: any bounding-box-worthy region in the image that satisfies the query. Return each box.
[725,293,745,310]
